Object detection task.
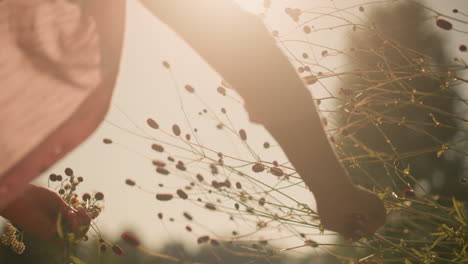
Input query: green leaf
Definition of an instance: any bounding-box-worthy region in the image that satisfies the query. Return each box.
[378,193,386,200]
[430,234,446,249]
[56,213,64,239]
[452,196,465,224]
[70,255,87,264]
[403,164,410,175]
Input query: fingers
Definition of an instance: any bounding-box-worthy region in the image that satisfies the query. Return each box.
[1,185,91,242]
[344,213,371,241]
[317,187,386,241]
[64,207,91,238]
[0,187,58,241]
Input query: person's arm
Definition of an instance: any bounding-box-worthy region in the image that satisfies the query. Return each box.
[139,0,385,238]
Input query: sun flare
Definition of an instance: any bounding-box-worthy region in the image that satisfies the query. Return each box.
[235,0,264,14]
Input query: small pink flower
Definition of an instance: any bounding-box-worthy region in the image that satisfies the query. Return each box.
[112,245,124,256]
[121,232,141,247]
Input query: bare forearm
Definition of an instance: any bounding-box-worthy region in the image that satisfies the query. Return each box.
[141,0,354,197]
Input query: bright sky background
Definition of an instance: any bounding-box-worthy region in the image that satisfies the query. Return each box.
[18,0,468,255]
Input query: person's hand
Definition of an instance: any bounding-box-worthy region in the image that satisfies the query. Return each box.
[1,184,91,242]
[315,185,386,240]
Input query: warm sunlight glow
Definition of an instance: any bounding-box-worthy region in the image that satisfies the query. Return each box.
[235,0,264,14]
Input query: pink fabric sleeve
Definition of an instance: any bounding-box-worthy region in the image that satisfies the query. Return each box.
[0,0,126,209]
[0,0,101,177]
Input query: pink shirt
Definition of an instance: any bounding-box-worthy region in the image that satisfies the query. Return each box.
[0,0,101,177]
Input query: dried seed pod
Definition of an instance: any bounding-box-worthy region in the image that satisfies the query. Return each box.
[49,174,57,181]
[217,86,226,96]
[239,129,247,141]
[82,193,91,201]
[252,163,265,173]
[235,182,242,189]
[121,232,141,247]
[197,235,210,244]
[305,239,318,247]
[223,180,231,188]
[64,168,74,176]
[177,189,188,200]
[205,203,216,210]
[176,161,186,171]
[162,61,170,69]
[196,174,204,182]
[304,75,318,85]
[270,167,284,177]
[151,144,164,152]
[99,243,107,252]
[152,160,166,167]
[146,118,159,129]
[259,197,266,206]
[210,164,219,175]
[156,166,170,175]
[95,192,104,201]
[172,124,181,136]
[211,180,221,189]
[183,212,193,221]
[125,179,136,186]
[112,245,124,256]
[436,18,453,30]
[184,84,195,93]
[156,193,173,201]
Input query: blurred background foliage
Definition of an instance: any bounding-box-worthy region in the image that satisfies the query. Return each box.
[0,228,340,264]
[336,1,467,201]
